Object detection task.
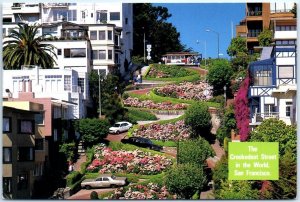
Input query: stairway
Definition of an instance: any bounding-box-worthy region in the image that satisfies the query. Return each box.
[77,141,85,155]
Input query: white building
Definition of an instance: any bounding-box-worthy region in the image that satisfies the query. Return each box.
[248,17,297,127]
[3,2,133,76]
[2,66,85,119]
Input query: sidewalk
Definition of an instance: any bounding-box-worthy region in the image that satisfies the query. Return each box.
[73,154,86,172]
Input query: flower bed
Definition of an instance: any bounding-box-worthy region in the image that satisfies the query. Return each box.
[107,183,176,199]
[154,81,213,101]
[132,120,191,141]
[87,144,172,175]
[146,64,192,78]
[123,97,188,110]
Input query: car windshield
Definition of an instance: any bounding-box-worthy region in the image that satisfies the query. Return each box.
[111,175,116,179]
[113,123,121,127]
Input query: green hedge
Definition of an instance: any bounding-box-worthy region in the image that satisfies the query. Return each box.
[127,90,220,108]
[126,107,157,124]
[66,171,83,187]
[152,140,177,147]
[80,147,94,174]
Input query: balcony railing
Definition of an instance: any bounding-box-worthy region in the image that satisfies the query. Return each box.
[247,30,262,37]
[247,11,262,16]
[64,85,82,93]
[251,112,279,123]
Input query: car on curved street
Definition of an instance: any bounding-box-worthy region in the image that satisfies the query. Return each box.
[121,137,163,151]
[81,174,127,189]
[109,121,133,134]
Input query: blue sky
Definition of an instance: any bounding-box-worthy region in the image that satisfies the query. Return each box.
[153,3,246,59]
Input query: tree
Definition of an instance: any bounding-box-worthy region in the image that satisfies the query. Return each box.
[212,155,228,190]
[207,59,233,95]
[133,4,186,62]
[88,71,126,121]
[257,28,273,47]
[59,142,76,162]
[90,191,99,199]
[215,180,259,199]
[77,118,109,147]
[291,3,297,18]
[3,23,57,69]
[216,105,236,144]
[165,163,206,199]
[250,119,296,199]
[234,75,250,141]
[178,137,215,166]
[184,102,211,138]
[250,119,296,157]
[227,36,247,57]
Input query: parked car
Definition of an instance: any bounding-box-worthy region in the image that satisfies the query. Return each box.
[109,121,133,134]
[121,137,163,151]
[81,174,127,189]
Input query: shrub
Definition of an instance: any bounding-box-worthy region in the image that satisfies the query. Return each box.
[59,142,76,162]
[77,118,110,147]
[178,137,215,166]
[165,163,206,199]
[126,108,157,123]
[234,75,250,141]
[208,95,225,104]
[66,171,83,187]
[185,102,211,138]
[207,59,233,95]
[212,155,228,191]
[90,191,99,199]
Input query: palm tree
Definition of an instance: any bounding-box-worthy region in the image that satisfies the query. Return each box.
[3,23,57,69]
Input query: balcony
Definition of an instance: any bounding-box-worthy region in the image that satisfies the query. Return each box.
[247,30,261,38]
[43,3,69,8]
[11,3,40,13]
[251,112,279,124]
[247,11,262,16]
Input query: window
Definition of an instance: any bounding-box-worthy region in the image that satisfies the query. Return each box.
[64,48,86,58]
[53,9,77,21]
[18,147,34,161]
[57,49,62,55]
[17,174,28,190]
[3,117,11,133]
[3,147,12,163]
[252,69,272,86]
[99,50,106,60]
[3,177,12,194]
[278,66,294,78]
[286,102,293,117]
[64,75,71,91]
[108,50,113,60]
[3,28,6,36]
[103,177,109,181]
[114,35,119,46]
[35,139,44,150]
[98,31,105,40]
[78,78,85,93]
[96,10,107,22]
[19,120,34,134]
[125,18,128,24]
[264,104,275,114]
[53,129,58,142]
[110,12,120,20]
[33,163,44,177]
[108,30,112,40]
[90,31,97,40]
[35,113,44,125]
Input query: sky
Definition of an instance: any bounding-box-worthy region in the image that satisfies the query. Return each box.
[153,3,246,59]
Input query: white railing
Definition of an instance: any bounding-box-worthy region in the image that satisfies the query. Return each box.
[252,112,279,123]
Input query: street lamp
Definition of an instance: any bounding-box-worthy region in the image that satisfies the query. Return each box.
[196,40,207,67]
[206,29,220,59]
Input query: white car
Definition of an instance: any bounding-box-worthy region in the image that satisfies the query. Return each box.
[81,174,127,189]
[109,121,133,134]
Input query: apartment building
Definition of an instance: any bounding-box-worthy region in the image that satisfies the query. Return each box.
[2,2,133,76]
[3,101,43,199]
[236,2,295,54]
[2,66,85,119]
[248,17,297,128]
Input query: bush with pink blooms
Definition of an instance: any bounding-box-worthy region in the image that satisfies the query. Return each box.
[106,183,177,199]
[132,120,191,141]
[86,144,172,175]
[154,81,213,101]
[123,97,188,110]
[234,74,250,141]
